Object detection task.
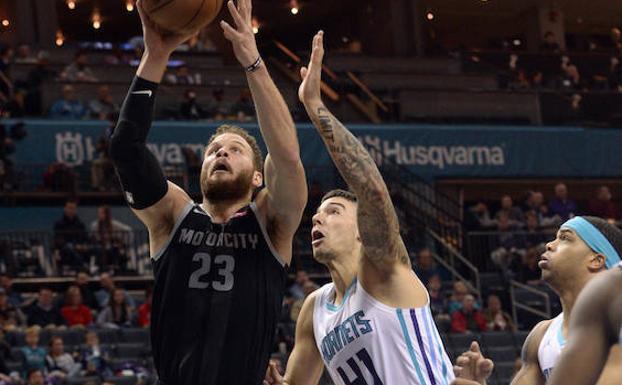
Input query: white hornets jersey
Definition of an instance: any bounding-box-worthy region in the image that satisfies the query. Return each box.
[538,313,565,381]
[313,279,454,385]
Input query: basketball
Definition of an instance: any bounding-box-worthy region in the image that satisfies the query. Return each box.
[143,0,224,34]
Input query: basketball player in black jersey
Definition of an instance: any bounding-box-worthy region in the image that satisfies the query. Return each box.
[108,1,307,384]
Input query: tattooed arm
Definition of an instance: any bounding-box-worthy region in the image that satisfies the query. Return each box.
[299,32,409,271]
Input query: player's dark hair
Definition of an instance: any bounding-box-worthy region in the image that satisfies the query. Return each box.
[321,189,358,204]
[583,216,622,257]
[207,125,264,172]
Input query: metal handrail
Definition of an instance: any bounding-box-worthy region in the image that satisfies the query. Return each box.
[509,279,552,325]
[428,229,481,302]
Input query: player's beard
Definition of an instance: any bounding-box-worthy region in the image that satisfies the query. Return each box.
[201,167,255,203]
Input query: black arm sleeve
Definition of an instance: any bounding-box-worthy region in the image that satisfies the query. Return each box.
[109,76,169,209]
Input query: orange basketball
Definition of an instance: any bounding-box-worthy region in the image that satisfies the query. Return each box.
[143,0,224,34]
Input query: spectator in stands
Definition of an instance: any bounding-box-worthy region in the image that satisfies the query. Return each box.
[483,294,516,332]
[540,31,562,53]
[0,274,23,307]
[79,331,112,378]
[88,85,119,121]
[450,294,487,334]
[75,272,98,310]
[428,275,450,332]
[90,205,132,273]
[91,134,115,192]
[179,89,206,120]
[531,71,546,90]
[45,336,81,379]
[523,190,557,227]
[137,287,152,328]
[0,329,11,381]
[0,46,12,105]
[447,280,470,314]
[513,246,543,286]
[466,202,495,230]
[14,44,37,64]
[288,270,311,300]
[588,185,619,221]
[414,248,448,284]
[490,212,525,271]
[25,369,46,385]
[231,88,255,122]
[496,195,523,225]
[558,57,583,91]
[612,27,622,56]
[48,85,87,120]
[25,51,55,116]
[26,287,65,329]
[610,56,622,91]
[548,183,577,221]
[2,88,26,118]
[521,210,549,248]
[60,285,93,328]
[20,327,47,378]
[289,281,318,322]
[54,199,90,273]
[94,273,135,309]
[96,288,135,328]
[0,289,26,331]
[165,65,199,85]
[60,51,97,82]
[206,88,231,120]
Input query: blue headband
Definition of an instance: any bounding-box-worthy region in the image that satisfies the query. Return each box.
[561,216,621,269]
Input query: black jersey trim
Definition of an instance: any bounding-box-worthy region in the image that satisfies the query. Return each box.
[249,202,287,267]
[151,201,195,261]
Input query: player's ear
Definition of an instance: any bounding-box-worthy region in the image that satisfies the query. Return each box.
[252,170,263,189]
[588,253,606,272]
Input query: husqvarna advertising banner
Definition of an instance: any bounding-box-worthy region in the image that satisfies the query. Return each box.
[6,120,621,178]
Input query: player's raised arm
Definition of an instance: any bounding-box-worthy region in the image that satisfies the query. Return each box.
[299,31,408,272]
[547,270,617,385]
[280,292,324,385]
[221,0,307,262]
[109,0,193,253]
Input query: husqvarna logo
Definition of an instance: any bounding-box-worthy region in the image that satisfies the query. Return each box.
[55,132,85,166]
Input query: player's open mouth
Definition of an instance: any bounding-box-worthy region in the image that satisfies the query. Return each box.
[311,229,325,246]
[538,254,549,269]
[211,162,231,175]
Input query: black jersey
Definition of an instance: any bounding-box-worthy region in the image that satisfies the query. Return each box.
[150,201,288,385]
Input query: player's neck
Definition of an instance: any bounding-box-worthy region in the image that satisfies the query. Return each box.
[201,197,251,224]
[557,275,591,330]
[326,256,359,305]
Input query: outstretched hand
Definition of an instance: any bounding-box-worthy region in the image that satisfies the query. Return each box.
[453,341,494,385]
[136,0,197,58]
[220,0,261,68]
[299,31,324,107]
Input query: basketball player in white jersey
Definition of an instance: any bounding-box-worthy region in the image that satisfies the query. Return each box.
[264,31,454,385]
[547,261,622,385]
[451,216,622,385]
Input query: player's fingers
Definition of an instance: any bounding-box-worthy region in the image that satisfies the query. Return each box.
[455,355,470,367]
[220,21,242,41]
[227,1,246,30]
[311,31,325,66]
[479,358,495,374]
[470,341,481,353]
[300,66,308,80]
[453,365,463,377]
[240,0,252,23]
